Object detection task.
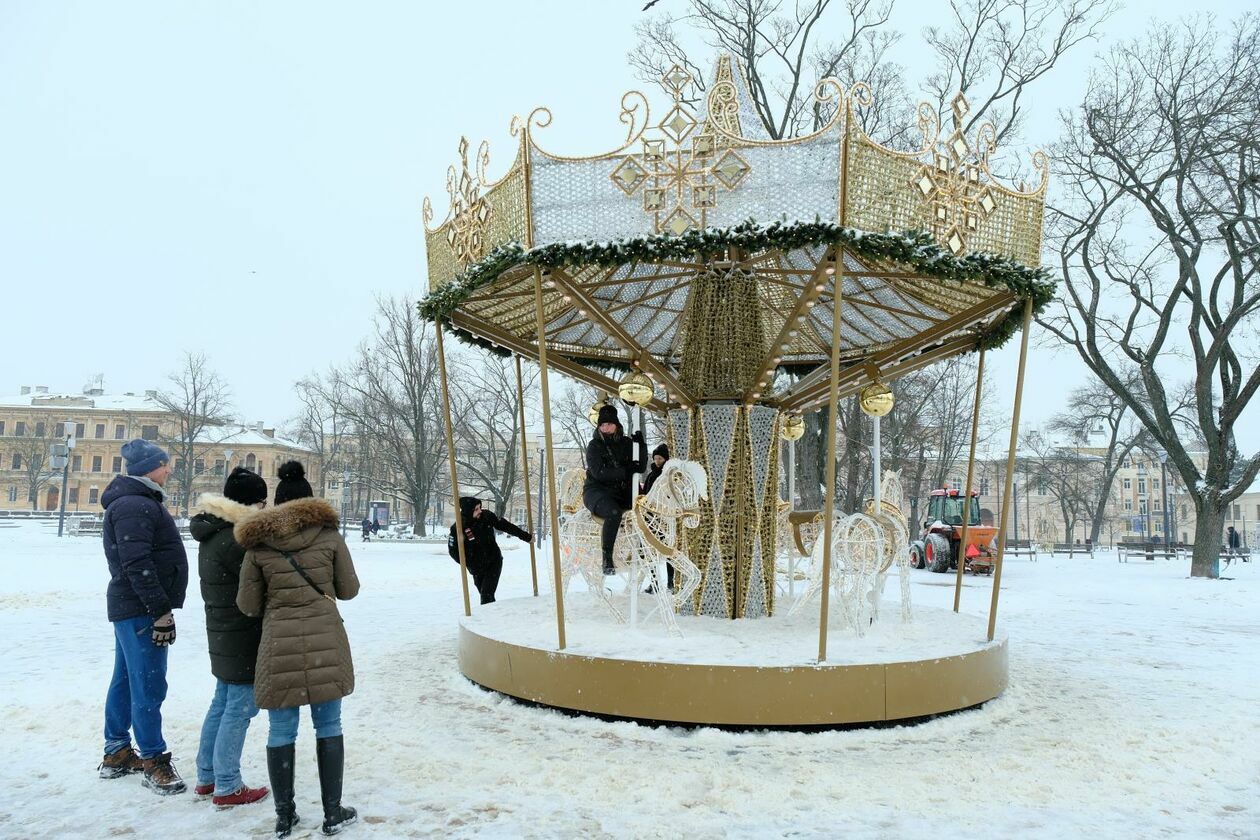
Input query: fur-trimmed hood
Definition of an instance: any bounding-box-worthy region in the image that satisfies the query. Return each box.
[234,497,340,552]
[193,494,261,525]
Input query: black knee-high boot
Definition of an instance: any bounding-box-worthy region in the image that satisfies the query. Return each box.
[315,736,358,835]
[267,744,299,838]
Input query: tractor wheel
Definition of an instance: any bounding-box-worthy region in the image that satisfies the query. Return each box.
[909,544,925,569]
[926,533,952,573]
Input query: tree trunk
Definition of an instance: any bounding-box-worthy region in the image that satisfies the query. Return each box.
[1190,503,1224,579]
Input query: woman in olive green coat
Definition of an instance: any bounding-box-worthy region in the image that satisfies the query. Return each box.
[235,462,359,838]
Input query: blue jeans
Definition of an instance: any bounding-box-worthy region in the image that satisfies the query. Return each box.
[195,680,260,794]
[266,699,343,748]
[103,615,169,759]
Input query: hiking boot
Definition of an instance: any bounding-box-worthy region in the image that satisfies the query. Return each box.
[268,744,300,839]
[141,752,187,796]
[602,550,616,576]
[194,782,215,797]
[213,784,270,809]
[315,736,357,835]
[98,745,144,779]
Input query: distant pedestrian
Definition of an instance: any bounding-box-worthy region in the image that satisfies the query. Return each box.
[236,461,360,838]
[98,439,189,795]
[448,496,532,604]
[188,467,271,808]
[360,517,372,542]
[1226,525,1241,555]
[582,405,647,575]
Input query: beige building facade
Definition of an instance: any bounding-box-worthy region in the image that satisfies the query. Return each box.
[1,383,314,514]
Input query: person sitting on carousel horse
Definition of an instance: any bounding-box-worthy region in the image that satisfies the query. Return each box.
[583,404,646,576]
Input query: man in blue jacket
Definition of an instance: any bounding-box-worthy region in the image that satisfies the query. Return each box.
[97,439,189,796]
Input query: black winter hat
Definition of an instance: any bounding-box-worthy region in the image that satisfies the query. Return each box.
[223,466,267,506]
[274,461,313,505]
[596,404,620,426]
[652,443,670,461]
[459,496,482,520]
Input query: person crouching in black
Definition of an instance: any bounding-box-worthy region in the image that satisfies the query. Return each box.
[583,404,646,576]
[640,443,674,592]
[447,496,532,604]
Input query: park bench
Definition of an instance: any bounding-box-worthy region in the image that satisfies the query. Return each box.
[1050,543,1093,558]
[1002,539,1038,561]
[1118,543,1184,562]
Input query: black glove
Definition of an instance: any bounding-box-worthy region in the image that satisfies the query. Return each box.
[521,532,533,543]
[152,613,176,647]
[631,430,645,444]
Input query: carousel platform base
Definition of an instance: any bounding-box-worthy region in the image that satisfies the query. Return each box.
[458,593,1008,728]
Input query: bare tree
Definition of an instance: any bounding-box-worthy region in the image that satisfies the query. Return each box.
[333,298,447,535]
[1047,377,1153,544]
[1021,427,1099,544]
[1040,15,1260,577]
[451,356,539,515]
[554,382,603,468]
[153,353,233,515]
[10,424,58,510]
[289,372,349,498]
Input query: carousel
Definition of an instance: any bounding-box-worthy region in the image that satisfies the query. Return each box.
[420,56,1052,727]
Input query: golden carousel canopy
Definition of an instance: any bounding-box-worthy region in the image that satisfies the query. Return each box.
[419,56,1053,413]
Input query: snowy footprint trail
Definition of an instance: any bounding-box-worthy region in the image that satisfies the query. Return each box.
[0,524,1257,838]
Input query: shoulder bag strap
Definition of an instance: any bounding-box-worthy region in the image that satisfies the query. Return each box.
[280,551,335,603]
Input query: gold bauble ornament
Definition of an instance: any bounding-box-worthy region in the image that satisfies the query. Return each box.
[780,412,805,441]
[618,370,654,406]
[859,380,894,417]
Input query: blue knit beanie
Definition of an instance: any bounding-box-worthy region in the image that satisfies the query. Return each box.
[121,438,169,476]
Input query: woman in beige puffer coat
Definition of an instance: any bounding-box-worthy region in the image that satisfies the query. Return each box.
[235,462,359,838]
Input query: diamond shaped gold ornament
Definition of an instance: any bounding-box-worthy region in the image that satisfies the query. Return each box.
[977,187,996,215]
[660,105,696,143]
[642,139,665,161]
[663,207,696,235]
[663,64,691,94]
[611,157,649,194]
[692,133,715,157]
[712,149,749,189]
[693,184,717,208]
[643,188,667,211]
[946,227,965,254]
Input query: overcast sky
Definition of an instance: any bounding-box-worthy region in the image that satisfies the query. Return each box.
[1,0,1252,451]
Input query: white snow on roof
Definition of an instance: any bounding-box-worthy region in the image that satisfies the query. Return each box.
[0,392,163,412]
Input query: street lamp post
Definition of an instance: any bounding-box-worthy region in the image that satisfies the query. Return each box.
[536,435,546,544]
[53,420,77,537]
[1160,455,1171,546]
[341,467,351,537]
[1012,478,1020,546]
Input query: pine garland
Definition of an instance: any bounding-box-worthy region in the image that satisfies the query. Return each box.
[418,219,1056,361]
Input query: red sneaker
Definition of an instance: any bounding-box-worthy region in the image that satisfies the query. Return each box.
[194,783,214,797]
[212,785,270,809]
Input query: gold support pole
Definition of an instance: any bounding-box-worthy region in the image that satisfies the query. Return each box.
[817,263,843,662]
[953,345,986,612]
[533,267,567,649]
[988,298,1034,641]
[515,355,539,597]
[435,321,473,617]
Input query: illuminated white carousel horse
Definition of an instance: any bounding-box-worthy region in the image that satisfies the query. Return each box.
[557,460,707,634]
[785,470,912,631]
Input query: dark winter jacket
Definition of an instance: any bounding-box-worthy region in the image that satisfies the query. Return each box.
[583,427,647,511]
[236,498,360,710]
[448,496,531,572]
[102,475,188,622]
[190,495,263,685]
[641,444,671,496]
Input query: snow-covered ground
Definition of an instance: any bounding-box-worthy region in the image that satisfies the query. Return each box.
[0,521,1257,838]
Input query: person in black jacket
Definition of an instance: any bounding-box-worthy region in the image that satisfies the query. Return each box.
[640,443,674,592]
[583,404,647,575]
[98,438,189,795]
[448,496,532,604]
[187,467,271,808]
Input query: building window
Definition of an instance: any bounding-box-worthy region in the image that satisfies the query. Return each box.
[6,486,16,503]
[1123,457,1131,469]
[1138,479,1146,495]
[1152,479,1160,490]
[114,424,125,440]
[194,459,205,475]
[112,456,122,473]
[330,480,339,489]
[54,422,65,437]
[1123,478,1131,490]
[1233,504,1242,521]
[34,422,45,437]
[75,423,85,438]
[10,454,20,470]
[95,424,105,439]
[1139,499,1148,514]
[0,421,5,435]
[1036,479,1047,496]
[68,487,79,504]
[14,422,25,437]
[245,453,256,471]
[214,459,225,476]
[1155,521,1162,532]
[1124,499,1132,511]
[72,455,82,472]
[1154,500,1161,512]
[140,425,159,441]
[91,456,102,473]
[88,487,99,505]
[980,478,990,495]
[1180,504,1187,519]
